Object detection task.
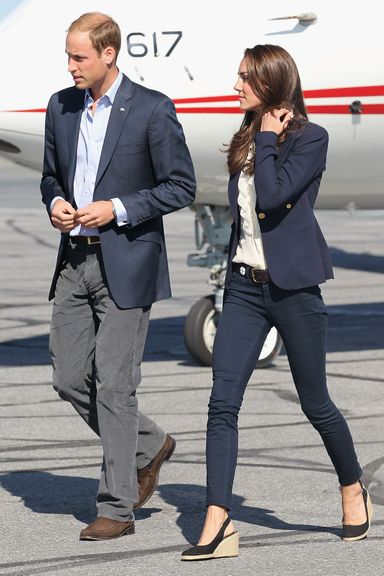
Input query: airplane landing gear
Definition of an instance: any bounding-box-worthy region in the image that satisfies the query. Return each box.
[184,295,217,366]
[184,293,283,368]
[185,204,283,368]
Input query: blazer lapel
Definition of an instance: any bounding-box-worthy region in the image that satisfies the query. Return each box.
[228,172,240,221]
[95,75,133,188]
[66,90,84,201]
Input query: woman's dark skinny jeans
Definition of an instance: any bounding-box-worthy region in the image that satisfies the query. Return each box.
[206,272,362,509]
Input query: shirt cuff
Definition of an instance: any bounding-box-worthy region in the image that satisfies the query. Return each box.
[111,198,129,227]
[50,196,64,213]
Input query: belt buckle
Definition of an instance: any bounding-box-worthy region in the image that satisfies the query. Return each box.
[87,236,100,245]
[250,268,259,284]
[250,268,267,284]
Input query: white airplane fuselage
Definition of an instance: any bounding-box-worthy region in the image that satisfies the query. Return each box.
[0,0,383,208]
[1,0,383,367]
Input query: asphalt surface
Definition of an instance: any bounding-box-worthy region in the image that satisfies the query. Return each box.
[0,157,383,576]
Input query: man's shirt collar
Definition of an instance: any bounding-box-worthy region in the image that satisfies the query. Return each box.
[84,70,123,108]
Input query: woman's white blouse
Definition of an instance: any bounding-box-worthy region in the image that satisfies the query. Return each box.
[232,166,268,270]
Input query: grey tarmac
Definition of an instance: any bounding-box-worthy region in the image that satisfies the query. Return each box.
[0,157,383,576]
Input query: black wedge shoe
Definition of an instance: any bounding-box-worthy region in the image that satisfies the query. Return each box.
[181,517,239,561]
[342,481,373,541]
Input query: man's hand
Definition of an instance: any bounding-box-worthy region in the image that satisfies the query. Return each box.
[74,201,115,228]
[51,199,77,232]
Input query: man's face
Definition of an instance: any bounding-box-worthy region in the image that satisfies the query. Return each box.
[66,30,112,92]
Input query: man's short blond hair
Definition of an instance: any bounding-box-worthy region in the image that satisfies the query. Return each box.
[68,12,121,59]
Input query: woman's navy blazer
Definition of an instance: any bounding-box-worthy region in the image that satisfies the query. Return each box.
[226,122,334,290]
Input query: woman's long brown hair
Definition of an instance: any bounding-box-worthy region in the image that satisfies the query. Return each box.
[227,44,308,175]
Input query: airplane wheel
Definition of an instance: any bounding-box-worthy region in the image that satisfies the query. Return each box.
[256,325,283,368]
[184,295,218,366]
[184,295,283,368]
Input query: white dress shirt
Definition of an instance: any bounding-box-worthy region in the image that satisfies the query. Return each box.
[51,71,128,235]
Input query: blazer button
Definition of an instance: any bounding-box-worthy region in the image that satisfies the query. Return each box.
[286,203,292,209]
[258,212,266,220]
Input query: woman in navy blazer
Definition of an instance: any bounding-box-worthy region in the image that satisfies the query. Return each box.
[182,45,371,561]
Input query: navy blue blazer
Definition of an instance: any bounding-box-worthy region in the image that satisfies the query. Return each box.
[226,122,334,290]
[41,74,196,308]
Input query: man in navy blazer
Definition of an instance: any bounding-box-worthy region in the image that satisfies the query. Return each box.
[40,12,195,540]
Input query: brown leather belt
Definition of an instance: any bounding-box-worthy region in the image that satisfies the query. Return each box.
[232,262,271,284]
[69,236,101,246]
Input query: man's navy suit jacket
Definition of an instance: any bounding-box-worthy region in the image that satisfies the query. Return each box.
[41,74,196,309]
[226,122,334,290]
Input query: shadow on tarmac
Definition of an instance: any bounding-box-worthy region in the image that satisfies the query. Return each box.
[0,471,98,524]
[329,247,384,274]
[1,302,383,367]
[157,484,340,543]
[0,471,160,526]
[0,472,340,538]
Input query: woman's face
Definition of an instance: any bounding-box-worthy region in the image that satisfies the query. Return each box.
[234,58,261,112]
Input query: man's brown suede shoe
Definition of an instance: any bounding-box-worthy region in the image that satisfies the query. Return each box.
[79,517,135,541]
[134,434,176,509]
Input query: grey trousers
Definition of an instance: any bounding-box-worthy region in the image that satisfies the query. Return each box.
[49,240,166,520]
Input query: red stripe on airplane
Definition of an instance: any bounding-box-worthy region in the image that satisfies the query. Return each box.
[5,108,46,112]
[175,106,241,113]
[4,87,384,115]
[304,86,384,98]
[173,86,384,104]
[307,104,384,114]
[5,105,384,115]
[174,95,239,104]
[175,104,384,114]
